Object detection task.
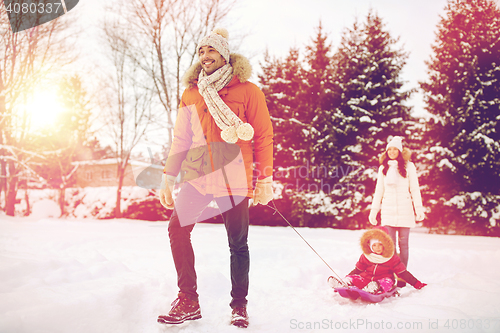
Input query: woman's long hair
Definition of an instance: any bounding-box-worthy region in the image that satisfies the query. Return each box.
[381,151,407,178]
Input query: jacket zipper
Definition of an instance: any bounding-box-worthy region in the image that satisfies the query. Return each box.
[372,264,378,281]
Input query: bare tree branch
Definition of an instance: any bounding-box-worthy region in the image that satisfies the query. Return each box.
[0,6,76,215]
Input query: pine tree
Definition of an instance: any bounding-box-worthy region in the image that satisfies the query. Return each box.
[304,22,333,114]
[258,24,334,226]
[421,0,500,235]
[313,10,413,228]
[259,48,307,175]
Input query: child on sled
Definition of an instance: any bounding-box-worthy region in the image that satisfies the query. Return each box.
[328,227,426,294]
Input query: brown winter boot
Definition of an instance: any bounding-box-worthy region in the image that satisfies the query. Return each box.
[231,307,249,328]
[157,292,201,325]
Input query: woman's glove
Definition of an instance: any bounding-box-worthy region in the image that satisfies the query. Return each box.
[369,210,378,225]
[159,174,176,210]
[253,176,273,206]
[414,281,427,289]
[415,207,425,221]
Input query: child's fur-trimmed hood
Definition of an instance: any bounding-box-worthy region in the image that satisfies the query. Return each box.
[182,53,252,88]
[360,228,395,258]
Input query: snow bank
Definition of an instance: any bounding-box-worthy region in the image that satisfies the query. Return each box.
[1,217,500,332]
[14,187,151,219]
[31,199,61,219]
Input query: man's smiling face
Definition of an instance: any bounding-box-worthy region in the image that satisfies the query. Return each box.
[198,46,227,75]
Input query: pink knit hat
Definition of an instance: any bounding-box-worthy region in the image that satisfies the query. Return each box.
[197,28,230,63]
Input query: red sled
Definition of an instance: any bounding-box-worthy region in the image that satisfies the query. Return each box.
[334,286,399,303]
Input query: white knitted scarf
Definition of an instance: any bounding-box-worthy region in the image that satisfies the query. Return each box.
[198,64,254,143]
[364,253,391,264]
[386,160,399,185]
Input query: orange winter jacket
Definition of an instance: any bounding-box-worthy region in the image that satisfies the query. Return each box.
[163,54,274,198]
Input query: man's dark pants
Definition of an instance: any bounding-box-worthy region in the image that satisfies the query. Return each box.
[168,182,249,309]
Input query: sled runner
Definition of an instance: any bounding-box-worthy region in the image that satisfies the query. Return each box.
[334,286,399,303]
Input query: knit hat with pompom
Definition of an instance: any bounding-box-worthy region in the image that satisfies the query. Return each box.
[197,28,230,63]
[386,136,403,152]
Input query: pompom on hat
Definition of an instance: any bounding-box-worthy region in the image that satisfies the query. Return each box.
[386,136,403,152]
[197,28,230,63]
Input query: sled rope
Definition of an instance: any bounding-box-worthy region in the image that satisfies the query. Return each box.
[266,201,348,287]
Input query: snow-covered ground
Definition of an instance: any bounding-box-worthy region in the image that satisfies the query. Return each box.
[1,215,500,333]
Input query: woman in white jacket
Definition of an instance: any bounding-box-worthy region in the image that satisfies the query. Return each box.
[369,136,424,268]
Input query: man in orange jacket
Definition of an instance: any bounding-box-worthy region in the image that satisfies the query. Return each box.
[157,28,273,328]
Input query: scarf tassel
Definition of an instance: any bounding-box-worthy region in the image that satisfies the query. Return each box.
[221,123,255,144]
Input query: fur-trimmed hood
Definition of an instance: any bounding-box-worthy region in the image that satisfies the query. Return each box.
[379,147,412,165]
[182,53,252,89]
[360,228,395,258]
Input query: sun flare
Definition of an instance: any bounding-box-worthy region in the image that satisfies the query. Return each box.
[24,89,66,130]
